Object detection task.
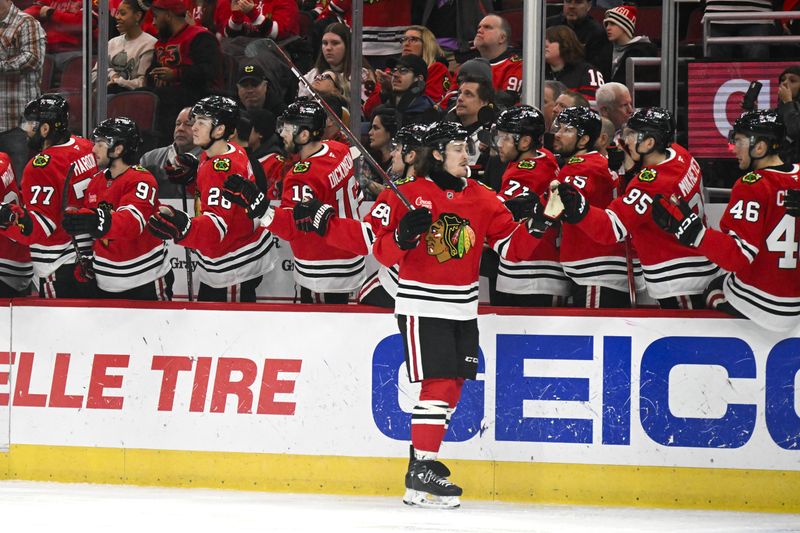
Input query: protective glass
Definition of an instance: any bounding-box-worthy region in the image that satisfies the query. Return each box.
[553,122,578,137]
[193,116,214,129]
[445,140,468,156]
[277,121,299,138]
[21,119,40,134]
[91,136,112,148]
[492,128,516,148]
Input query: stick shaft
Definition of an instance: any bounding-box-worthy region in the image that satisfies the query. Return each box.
[181,186,194,302]
[265,39,413,210]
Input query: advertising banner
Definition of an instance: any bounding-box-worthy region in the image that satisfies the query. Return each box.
[3,303,799,471]
[687,61,796,159]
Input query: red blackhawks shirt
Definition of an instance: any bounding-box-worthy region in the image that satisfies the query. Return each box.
[2,137,97,279]
[80,166,171,293]
[179,143,275,288]
[0,157,32,291]
[263,141,366,293]
[366,176,542,320]
[558,151,629,292]
[314,0,411,55]
[574,144,719,300]
[490,51,523,94]
[698,164,800,331]
[495,150,568,296]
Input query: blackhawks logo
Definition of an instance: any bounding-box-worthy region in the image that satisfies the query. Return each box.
[293,161,311,173]
[425,213,476,263]
[567,156,584,165]
[638,168,657,182]
[518,160,536,170]
[32,154,50,167]
[741,172,762,184]
[443,76,451,92]
[213,158,231,172]
[393,175,415,185]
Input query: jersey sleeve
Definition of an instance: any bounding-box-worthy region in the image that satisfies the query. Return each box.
[104,172,160,241]
[370,189,410,268]
[4,165,63,244]
[484,196,542,262]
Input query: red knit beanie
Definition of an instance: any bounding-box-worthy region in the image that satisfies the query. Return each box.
[604,5,637,39]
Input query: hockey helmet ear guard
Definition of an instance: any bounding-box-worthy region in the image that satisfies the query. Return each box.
[730,109,785,155]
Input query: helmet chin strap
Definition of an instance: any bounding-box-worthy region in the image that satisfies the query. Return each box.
[200,123,225,151]
[746,136,768,171]
[634,132,658,158]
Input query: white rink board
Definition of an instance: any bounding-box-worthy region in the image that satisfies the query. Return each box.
[0,304,9,452]
[3,304,800,471]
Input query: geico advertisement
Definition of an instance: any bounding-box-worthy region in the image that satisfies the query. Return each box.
[1,305,798,470]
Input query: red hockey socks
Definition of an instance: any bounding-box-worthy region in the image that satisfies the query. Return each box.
[411,378,464,460]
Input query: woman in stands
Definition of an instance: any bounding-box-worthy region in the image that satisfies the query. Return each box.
[399,26,455,106]
[93,0,156,92]
[362,105,398,200]
[544,25,605,102]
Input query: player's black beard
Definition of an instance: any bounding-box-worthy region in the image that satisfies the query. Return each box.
[27,131,45,152]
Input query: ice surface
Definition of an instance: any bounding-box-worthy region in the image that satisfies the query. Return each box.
[0,481,797,533]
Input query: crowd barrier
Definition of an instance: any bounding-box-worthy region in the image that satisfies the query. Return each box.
[0,300,797,512]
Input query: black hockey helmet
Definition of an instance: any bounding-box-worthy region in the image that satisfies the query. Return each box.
[730,109,785,154]
[279,97,326,139]
[395,122,430,152]
[190,95,239,133]
[23,93,69,132]
[92,117,142,164]
[495,105,546,141]
[625,107,674,151]
[424,121,469,152]
[554,106,602,149]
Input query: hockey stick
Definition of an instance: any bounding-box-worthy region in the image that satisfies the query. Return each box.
[61,163,94,281]
[617,177,637,308]
[180,184,194,301]
[264,39,414,210]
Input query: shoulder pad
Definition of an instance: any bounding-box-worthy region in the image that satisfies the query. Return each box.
[293,161,311,174]
[566,156,584,165]
[213,158,231,172]
[393,175,416,185]
[741,171,762,184]
[517,159,536,170]
[32,154,50,168]
[637,168,657,183]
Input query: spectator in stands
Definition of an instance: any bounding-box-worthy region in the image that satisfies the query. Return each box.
[147,0,222,144]
[299,23,364,104]
[362,105,397,200]
[92,0,156,93]
[778,65,800,164]
[236,62,286,115]
[547,0,611,78]
[228,111,269,193]
[140,106,202,199]
[225,0,299,40]
[365,54,439,126]
[400,26,455,106]
[311,70,346,101]
[189,0,230,41]
[473,13,523,97]
[595,82,633,135]
[552,89,591,119]
[545,26,605,102]
[543,80,568,131]
[604,5,659,86]
[320,93,349,144]
[0,0,45,179]
[24,0,87,58]
[597,116,617,157]
[415,0,493,60]
[704,0,773,60]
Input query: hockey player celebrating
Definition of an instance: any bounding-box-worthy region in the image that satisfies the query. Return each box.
[147,95,275,302]
[0,94,98,298]
[492,105,566,306]
[556,107,719,308]
[222,98,365,304]
[652,109,800,331]
[553,107,631,308]
[63,118,173,300]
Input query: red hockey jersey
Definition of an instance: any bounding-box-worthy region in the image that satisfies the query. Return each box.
[153,24,218,88]
[699,164,800,331]
[81,166,171,293]
[265,141,365,293]
[575,144,719,299]
[490,51,523,94]
[558,151,629,291]
[180,143,275,288]
[3,137,97,279]
[0,157,32,291]
[315,0,411,56]
[225,0,299,40]
[370,176,544,320]
[495,150,568,296]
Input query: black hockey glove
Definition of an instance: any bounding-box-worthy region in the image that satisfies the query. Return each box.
[395,207,432,250]
[557,182,589,224]
[504,193,537,222]
[222,173,269,220]
[147,205,191,242]
[522,194,556,239]
[0,203,32,235]
[786,188,800,217]
[293,197,335,236]
[651,194,706,247]
[164,152,199,186]
[63,203,113,238]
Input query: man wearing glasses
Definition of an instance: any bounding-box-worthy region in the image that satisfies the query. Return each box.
[367,55,439,126]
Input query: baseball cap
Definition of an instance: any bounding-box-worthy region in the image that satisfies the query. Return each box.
[150,0,187,15]
[238,63,267,85]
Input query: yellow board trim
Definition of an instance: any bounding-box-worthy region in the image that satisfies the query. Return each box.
[2,445,799,513]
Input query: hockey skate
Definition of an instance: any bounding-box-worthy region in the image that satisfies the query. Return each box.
[403,459,462,509]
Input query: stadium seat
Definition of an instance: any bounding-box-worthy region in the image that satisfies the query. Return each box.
[59,55,84,92]
[107,91,161,151]
[497,9,524,50]
[41,55,55,93]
